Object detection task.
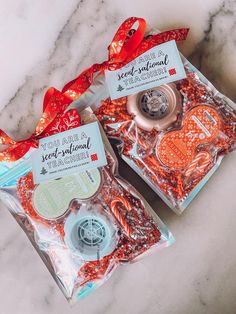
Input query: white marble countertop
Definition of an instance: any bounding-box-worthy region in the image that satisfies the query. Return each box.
[0,0,235,313]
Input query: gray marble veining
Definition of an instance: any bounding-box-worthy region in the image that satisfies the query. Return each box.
[0,0,235,313]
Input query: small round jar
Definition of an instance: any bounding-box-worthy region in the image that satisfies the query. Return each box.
[127,83,182,131]
[64,205,118,261]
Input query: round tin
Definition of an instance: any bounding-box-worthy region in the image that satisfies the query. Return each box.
[33,169,103,220]
[64,205,118,261]
[127,83,182,131]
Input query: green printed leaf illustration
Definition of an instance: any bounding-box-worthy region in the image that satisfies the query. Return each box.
[117,84,124,92]
[40,167,48,175]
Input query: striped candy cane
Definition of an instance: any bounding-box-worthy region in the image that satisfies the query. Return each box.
[185,151,212,177]
[110,196,132,237]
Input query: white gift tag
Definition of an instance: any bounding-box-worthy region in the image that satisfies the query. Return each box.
[32,122,107,184]
[105,40,186,100]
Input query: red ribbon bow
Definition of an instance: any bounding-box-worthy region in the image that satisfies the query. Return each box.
[0,88,81,161]
[0,17,189,162]
[62,17,189,100]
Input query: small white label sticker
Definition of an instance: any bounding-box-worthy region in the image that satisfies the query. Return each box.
[105,40,186,100]
[32,122,107,184]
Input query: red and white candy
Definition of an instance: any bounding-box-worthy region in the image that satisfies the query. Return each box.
[185,151,212,177]
[110,196,132,237]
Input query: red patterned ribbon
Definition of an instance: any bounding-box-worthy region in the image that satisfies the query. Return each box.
[0,88,81,161]
[108,17,146,66]
[0,17,189,162]
[62,17,189,100]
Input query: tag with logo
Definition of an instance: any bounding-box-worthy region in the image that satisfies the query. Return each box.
[105,40,186,100]
[32,122,107,184]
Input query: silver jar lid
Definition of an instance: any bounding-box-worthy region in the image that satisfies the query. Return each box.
[64,205,118,261]
[127,83,182,131]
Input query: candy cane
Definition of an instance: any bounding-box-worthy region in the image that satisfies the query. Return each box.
[110,196,132,237]
[185,151,212,177]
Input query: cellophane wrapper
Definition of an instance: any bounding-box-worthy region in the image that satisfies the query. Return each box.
[72,31,236,214]
[0,107,174,304]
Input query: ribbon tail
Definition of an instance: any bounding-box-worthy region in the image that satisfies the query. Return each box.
[0,142,32,162]
[150,28,189,45]
[62,62,105,101]
[0,129,16,146]
[108,17,146,65]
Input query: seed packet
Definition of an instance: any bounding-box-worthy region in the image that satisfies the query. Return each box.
[0,88,174,303]
[62,17,236,214]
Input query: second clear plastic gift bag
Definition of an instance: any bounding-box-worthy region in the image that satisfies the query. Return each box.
[0,92,174,303]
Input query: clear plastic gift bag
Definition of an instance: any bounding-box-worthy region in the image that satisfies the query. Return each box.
[64,17,236,214]
[0,100,174,303]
